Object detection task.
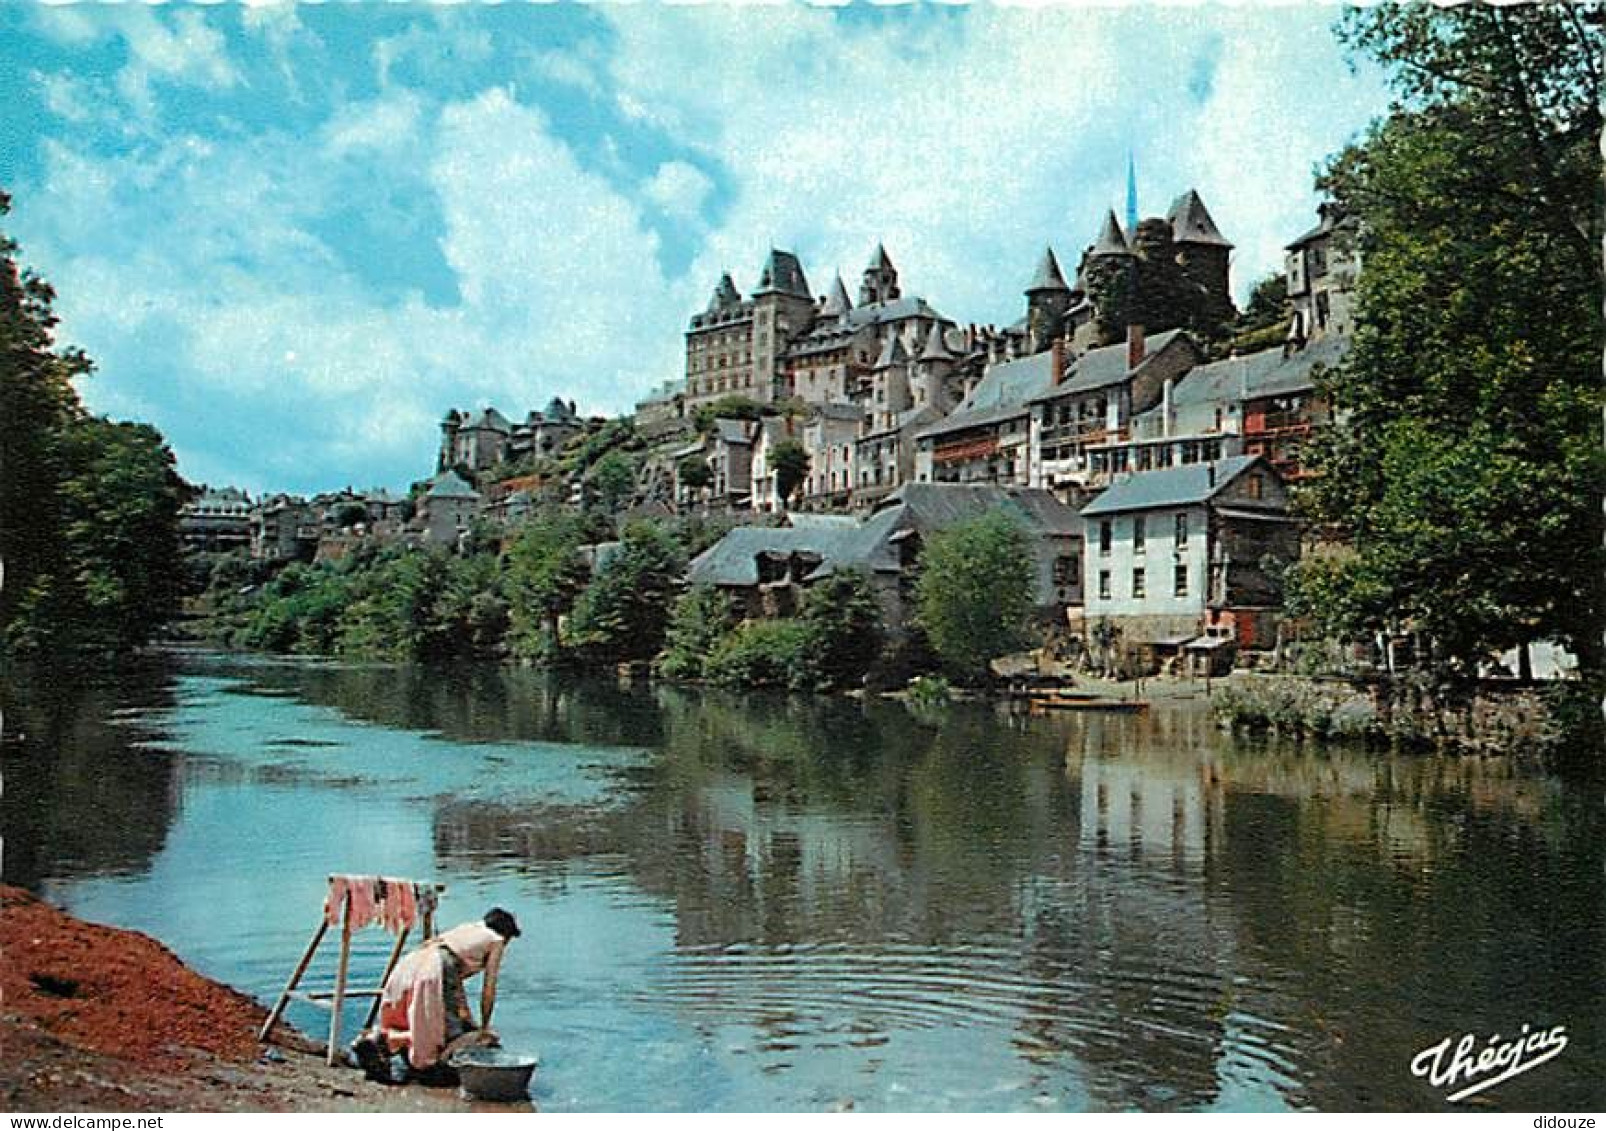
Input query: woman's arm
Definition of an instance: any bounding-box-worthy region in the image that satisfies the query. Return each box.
[478,941,504,1029]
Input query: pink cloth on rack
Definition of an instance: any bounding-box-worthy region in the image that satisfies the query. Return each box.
[325,875,427,932]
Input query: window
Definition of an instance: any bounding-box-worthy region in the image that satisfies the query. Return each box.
[1099,520,1112,557]
[1246,473,1264,500]
[1315,292,1331,328]
[1131,568,1146,599]
[1133,516,1146,554]
[1175,512,1189,547]
[1098,570,1111,600]
[1053,554,1079,588]
[1174,563,1189,597]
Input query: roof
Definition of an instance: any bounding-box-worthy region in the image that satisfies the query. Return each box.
[713,418,753,445]
[917,350,1056,440]
[425,469,481,500]
[1286,203,1357,250]
[1026,247,1070,293]
[1091,209,1130,256]
[1029,329,1192,403]
[365,488,406,504]
[461,407,512,432]
[783,512,859,531]
[822,274,852,318]
[843,295,947,330]
[1080,455,1264,516]
[1167,189,1233,249]
[754,249,811,298]
[708,272,741,311]
[687,524,864,587]
[812,401,865,423]
[873,333,909,369]
[1169,335,1349,407]
[867,243,894,273]
[918,321,954,362]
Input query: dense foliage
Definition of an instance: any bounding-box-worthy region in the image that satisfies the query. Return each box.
[913,511,1034,683]
[1292,4,1604,683]
[768,439,811,507]
[568,522,686,665]
[1,190,187,656]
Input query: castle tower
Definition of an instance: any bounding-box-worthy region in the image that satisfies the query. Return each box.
[1024,246,1072,354]
[438,408,462,472]
[1167,189,1235,325]
[752,249,816,403]
[914,322,956,412]
[1083,209,1138,347]
[821,273,853,321]
[859,243,901,306]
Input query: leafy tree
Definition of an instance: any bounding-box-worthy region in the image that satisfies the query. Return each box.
[567,521,686,664]
[693,395,766,433]
[587,451,637,513]
[333,502,369,529]
[505,511,592,661]
[704,618,820,691]
[0,189,186,655]
[656,585,738,680]
[1294,4,1604,681]
[768,439,811,507]
[677,455,713,494]
[798,569,882,689]
[913,510,1035,684]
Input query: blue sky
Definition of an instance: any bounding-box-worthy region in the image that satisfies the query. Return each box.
[0,2,1391,495]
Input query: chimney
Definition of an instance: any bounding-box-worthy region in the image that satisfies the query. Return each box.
[1127,322,1146,370]
[1051,336,1066,386]
[1162,377,1174,438]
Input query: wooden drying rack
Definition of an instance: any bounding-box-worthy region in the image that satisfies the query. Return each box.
[259,875,446,1065]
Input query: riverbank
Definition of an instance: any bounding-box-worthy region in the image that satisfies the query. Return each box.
[0,886,471,1113]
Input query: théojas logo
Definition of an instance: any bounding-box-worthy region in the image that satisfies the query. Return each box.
[1412,1023,1568,1103]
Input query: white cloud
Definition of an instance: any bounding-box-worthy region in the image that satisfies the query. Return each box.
[644,160,715,226]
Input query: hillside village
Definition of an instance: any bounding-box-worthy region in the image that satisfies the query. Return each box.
[183,190,1360,676]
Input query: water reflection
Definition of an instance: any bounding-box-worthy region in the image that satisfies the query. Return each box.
[1,651,1600,1111]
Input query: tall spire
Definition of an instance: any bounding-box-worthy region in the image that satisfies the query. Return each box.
[1126,151,1139,233]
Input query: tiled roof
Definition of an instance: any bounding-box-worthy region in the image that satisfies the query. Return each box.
[1167,189,1233,248]
[1170,335,1349,407]
[714,418,753,445]
[1080,455,1263,516]
[916,350,1056,440]
[1026,247,1070,293]
[754,249,811,298]
[1028,329,1193,404]
[1091,209,1130,256]
[426,469,481,500]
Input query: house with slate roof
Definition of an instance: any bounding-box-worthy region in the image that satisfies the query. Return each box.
[1027,329,1203,496]
[688,481,1082,635]
[415,468,483,546]
[1088,334,1348,484]
[1285,202,1360,347]
[1079,455,1297,659]
[912,347,1061,488]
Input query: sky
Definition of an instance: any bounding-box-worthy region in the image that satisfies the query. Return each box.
[0,2,1393,496]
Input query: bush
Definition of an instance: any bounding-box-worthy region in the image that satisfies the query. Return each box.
[798,570,882,690]
[704,619,820,691]
[906,674,952,708]
[656,586,738,680]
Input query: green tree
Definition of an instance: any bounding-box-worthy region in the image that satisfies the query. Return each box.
[768,439,811,508]
[656,585,738,680]
[677,456,713,494]
[913,511,1035,684]
[505,511,592,661]
[567,521,686,665]
[1,190,186,655]
[1294,4,1604,680]
[798,569,882,689]
[588,451,637,513]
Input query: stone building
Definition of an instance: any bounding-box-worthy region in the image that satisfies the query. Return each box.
[1079,455,1297,658]
[914,347,1060,488]
[1028,329,1204,494]
[683,251,817,411]
[798,403,862,511]
[1285,202,1360,347]
[178,486,253,553]
[415,468,482,546]
[250,494,318,562]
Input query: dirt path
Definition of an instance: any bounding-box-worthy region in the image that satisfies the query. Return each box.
[0,886,512,1112]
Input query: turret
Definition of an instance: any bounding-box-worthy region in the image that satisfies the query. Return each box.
[859,243,901,306]
[1025,246,1072,353]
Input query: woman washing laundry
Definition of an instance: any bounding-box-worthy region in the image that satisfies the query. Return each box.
[351,907,521,1084]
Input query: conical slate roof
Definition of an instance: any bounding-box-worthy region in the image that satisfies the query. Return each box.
[874,333,910,369]
[1091,209,1131,256]
[1167,189,1233,248]
[708,272,741,311]
[822,273,853,318]
[1026,246,1070,293]
[918,322,954,362]
[867,243,894,273]
[754,249,811,298]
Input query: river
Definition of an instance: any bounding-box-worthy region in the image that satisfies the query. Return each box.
[2,649,1601,1111]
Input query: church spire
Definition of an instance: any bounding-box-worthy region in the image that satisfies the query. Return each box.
[1126,152,1139,233]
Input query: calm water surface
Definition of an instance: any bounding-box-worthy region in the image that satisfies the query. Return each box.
[3,650,1602,1111]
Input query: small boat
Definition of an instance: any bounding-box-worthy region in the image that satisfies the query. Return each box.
[1027,697,1149,714]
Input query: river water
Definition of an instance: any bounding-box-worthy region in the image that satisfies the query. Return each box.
[2,650,1601,1111]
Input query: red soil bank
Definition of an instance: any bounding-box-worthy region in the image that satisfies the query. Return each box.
[0,885,266,1070]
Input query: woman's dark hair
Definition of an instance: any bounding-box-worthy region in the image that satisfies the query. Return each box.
[484,907,521,940]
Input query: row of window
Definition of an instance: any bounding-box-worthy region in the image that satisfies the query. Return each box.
[1096,564,1189,600]
[1098,513,1190,556]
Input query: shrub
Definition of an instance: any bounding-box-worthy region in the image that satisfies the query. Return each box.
[704,619,820,691]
